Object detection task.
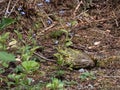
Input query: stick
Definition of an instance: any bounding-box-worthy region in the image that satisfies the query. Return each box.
[8,0,19,17]
[73,1,83,18]
[34,52,56,62]
[5,0,11,17]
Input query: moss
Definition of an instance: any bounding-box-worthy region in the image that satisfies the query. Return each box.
[49,29,68,39]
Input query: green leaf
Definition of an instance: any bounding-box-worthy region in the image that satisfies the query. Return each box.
[22,61,40,73]
[2,62,9,67]
[46,83,52,88]
[0,18,15,30]
[30,46,40,55]
[14,30,23,40]
[0,51,16,62]
[0,32,10,43]
[50,29,68,39]
[65,40,73,47]
[71,20,78,26]
[46,78,64,90]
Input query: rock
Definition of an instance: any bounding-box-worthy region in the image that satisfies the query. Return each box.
[88,84,94,89]
[64,48,94,69]
[78,68,85,73]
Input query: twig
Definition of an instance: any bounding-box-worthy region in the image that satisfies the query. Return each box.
[112,11,119,27]
[5,0,11,17]
[40,18,47,28]
[5,0,19,17]
[73,0,83,18]
[8,0,19,17]
[44,22,57,31]
[34,52,56,62]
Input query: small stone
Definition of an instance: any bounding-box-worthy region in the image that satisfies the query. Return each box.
[44,0,50,3]
[32,34,36,38]
[54,40,59,45]
[20,11,25,15]
[47,19,52,25]
[59,10,65,15]
[66,22,71,27]
[88,84,94,89]
[18,6,22,11]
[37,3,43,7]
[78,68,85,73]
[94,41,100,45]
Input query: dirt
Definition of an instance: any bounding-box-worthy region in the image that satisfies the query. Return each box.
[0,0,120,89]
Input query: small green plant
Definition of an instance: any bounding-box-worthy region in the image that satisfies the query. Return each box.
[70,20,78,26]
[0,68,5,74]
[20,45,39,61]
[54,47,74,68]
[80,71,96,81]
[50,29,68,39]
[21,60,40,74]
[0,17,15,30]
[11,81,44,90]
[65,38,73,47]
[54,70,65,79]
[46,78,64,90]
[14,30,23,41]
[0,32,10,50]
[54,48,68,66]
[7,73,34,87]
[64,80,78,86]
[0,51,16,68]
[8,74,24,85]
[50,29,72,47]
[14,65,24,73]
[55,70,65,76]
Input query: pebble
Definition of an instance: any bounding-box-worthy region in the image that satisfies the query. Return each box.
[54,40,59,45]
[20,11,26,15]
[88,84,94,89]
[44,0,50,3]
[66,22,71,27]
[94,41,101,45]
[37,3,43,7]
[47,19,52,25]
[78,68,85,73]
[18,6,22,11]
[59,10,65,15]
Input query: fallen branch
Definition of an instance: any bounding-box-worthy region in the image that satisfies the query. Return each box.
[73,1,83,18]
[34,52,56,62]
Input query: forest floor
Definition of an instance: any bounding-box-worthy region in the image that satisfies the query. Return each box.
[0,0,120,90]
